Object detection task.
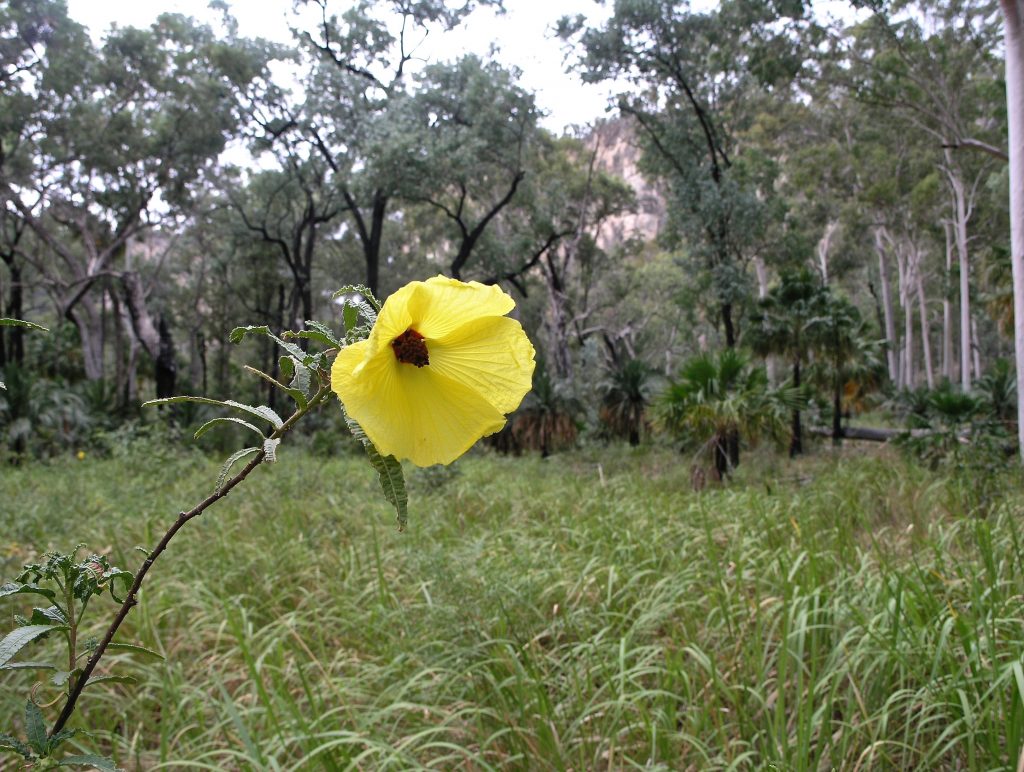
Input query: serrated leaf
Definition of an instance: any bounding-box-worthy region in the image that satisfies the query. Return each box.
[0,582,56,601]
[194,416,265,441]
[144,397,282,429]
[0,625,64,668]
[344,414,408,530]
[46,727,76,754]
[30,606,67,625]
[58,754,123,771]
[343,304,358,333]
[24,701,46,755]
[0,732,32,758]
[1,660,56,671]
[51,669,72,687]
[230,324,310,364]
[0,318,48,331]
[228,324,270,344]
[332,284,381,311]
[279,355,295,381]
[216,447,259,493]
[106,642,164,661]
[263,438,281,463]
[290,360,311,399]
[305,320,343,347]
[82,674,137,689]
[284,329,336,350]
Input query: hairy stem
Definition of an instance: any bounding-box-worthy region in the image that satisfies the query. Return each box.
[49,380,332,736]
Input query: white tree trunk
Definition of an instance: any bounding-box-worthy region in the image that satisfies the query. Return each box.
[972,316,983,380]
[817,220,838,285]
[942,221,955,382]
[944,152,973,391]
[753,255,777,383]
[1002,0,1024,460]
[916,264,935,389]
[874,228,899,383]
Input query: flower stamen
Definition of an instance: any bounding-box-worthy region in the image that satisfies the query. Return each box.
[392,328,429,367]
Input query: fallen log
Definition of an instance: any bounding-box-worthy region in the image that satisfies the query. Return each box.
[809,425,928,442]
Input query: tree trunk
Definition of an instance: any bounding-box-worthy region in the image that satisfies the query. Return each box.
[722,302,736,348]
[944,153,973,391]
[874,229,899,383]
[789,359,802,457]
[943,221,955,383]
[916,260,935,389]
[67,300,105,382]
[1005,0,1024,460]
[753,255,776,383]
[832,368,843,446]
[121,271,176,399]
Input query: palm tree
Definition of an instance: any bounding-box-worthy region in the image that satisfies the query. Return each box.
[599,358,656,446]
[808,296,885,445]
[659,348,793,479]
[748,270,827,457]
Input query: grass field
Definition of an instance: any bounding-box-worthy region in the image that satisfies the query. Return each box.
[2,442,1024,770]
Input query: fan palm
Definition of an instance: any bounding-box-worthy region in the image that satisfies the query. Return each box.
[599,358,656,446]
[659,348,795,479]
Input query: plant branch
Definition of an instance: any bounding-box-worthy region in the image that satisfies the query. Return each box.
[49,379,333,736]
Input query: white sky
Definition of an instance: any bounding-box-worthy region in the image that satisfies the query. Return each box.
[64,0,619,132]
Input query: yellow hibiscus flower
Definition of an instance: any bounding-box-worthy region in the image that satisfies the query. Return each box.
[331,275,535,467]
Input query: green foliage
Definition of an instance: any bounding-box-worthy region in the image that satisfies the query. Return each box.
[0,547,132,768]
[660,348,800,477]
[598,357,657,446]
[507,361,580,456]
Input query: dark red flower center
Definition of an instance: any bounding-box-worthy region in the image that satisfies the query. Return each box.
[392,328,429,367]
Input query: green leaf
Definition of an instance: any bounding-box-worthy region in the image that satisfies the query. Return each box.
[51,670,73,687]
[0,625,64,668]
[0,582,56,602]
[230,325,310,364]
[58,754,123,771]
[279,355,295,382]
[216,447,260,493]
[105,642,164,661]
[344,412,408,530]
[343,304,358,333]
[242,366,307,409]
[29,606,67,625]
[143,397,283,430]
[0,661,56,671]
[289,359,311,397]
[0,732,33,759]
[24,701,46,755]
[82,674,137,689]
[0,318,48,331]
[305,320,343,347]
[263,438,281,463]
[332,284,381,312]
[194,416,266,441]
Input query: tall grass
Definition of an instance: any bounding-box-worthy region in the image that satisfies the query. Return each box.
[2,444,1023,769]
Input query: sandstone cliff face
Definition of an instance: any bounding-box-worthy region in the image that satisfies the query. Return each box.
[586,118,665,250]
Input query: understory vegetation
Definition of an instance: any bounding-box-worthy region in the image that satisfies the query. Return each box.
[3,444,1023,770]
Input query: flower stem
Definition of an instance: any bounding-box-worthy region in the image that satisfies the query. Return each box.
[49,380,332,737]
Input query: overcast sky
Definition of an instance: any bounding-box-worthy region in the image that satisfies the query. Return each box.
[64,0,619,132]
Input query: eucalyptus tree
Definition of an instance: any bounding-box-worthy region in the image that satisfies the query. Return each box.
[748,270,828,456]
[0,10,275,394]
[844,0,1004,390]
[561,0,818,347]
[283,0,507,295]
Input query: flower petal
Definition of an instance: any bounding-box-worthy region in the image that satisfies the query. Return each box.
[409,276,515,340]
[429,316,536,414]
[332,342,507,467]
